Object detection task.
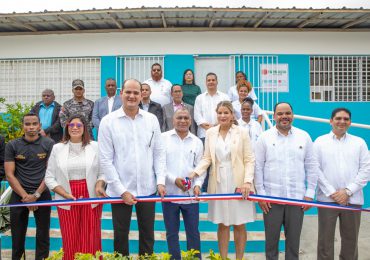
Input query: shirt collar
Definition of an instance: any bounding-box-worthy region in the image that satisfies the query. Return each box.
[118,107,144,119]
[205,90,220,96]
[72,98,88,105]
[40,102,55,108]
[169,129,192,140]
[274,126,293,136]
[22,135,41,144]
[238,119,252,127]
[173,101,184,107]
[149,77,163,83]
[330,131,347,141]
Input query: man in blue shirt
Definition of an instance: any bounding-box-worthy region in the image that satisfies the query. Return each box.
[31,89,63,143]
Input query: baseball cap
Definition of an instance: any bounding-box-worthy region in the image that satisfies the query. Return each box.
[72,79,85,89]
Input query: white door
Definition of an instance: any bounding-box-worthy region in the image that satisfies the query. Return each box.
[194,57,234,94]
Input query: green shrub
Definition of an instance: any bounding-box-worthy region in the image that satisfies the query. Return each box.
[46,249,225,260]
[0,97,33,143]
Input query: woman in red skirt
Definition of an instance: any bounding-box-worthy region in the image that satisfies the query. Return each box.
[45,114,106,260]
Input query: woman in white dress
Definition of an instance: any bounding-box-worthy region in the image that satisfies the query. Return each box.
[232,80,263,123]
[190,101,255,260]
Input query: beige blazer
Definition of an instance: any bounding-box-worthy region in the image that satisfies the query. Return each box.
[193,124,255,194]
[45,141,104,210]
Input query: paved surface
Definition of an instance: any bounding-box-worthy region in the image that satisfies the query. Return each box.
[2,213,370,259]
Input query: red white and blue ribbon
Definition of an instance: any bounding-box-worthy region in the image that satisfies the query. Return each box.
[1,193,369,212]
[181,177,192,191]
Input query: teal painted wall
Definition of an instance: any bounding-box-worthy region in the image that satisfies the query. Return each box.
[275,55,370,146]
[164,55,195,85]
[100,54,369,145]
[100,56,118,96]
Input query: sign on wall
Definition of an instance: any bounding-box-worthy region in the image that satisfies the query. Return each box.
[260,64,289,92]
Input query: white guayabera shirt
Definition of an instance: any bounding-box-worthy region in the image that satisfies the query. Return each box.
[254,126,320,200]
[194,91,229,139]
[162,129,205,204]
[99,108,166,197]
[314,132,370,205]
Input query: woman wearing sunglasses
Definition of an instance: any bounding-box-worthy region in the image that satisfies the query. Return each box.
[45,114,106,260]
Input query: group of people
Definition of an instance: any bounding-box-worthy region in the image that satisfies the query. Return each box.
[0,63,369,260]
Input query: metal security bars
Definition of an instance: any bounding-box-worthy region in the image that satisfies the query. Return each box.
[116,56,165,89]
[233,55,280,115]
[310,56,370,102]
[0,57,101,110]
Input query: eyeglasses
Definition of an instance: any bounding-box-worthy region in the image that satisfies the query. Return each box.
[68,123,83,128]
[176,116,190,120]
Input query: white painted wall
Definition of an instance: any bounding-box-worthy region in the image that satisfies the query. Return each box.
[0,31,369,58]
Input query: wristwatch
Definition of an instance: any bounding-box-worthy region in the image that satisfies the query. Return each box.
[33,191,41,199]
[345,188,353,197]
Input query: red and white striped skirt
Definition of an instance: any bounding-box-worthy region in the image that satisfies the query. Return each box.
[57,179,103,260]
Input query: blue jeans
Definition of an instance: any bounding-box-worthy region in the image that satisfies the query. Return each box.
[162,202,201,260]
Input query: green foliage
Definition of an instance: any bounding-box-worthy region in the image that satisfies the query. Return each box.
[182,249,200,260]
[45,248,64,260]
[0,182,11,233]
[0,98,33,143]
[206,249,231,260]
[46,249,228,260]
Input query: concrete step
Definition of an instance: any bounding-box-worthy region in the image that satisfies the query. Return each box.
[1,205,284,254]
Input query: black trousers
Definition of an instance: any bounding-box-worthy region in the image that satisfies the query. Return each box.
[263,204,304,260]
[111,199,156,256]
[10,189,51,260]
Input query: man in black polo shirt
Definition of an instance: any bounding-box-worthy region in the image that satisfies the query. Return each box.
[5,112,54,260]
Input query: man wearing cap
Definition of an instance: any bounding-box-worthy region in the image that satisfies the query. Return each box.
[31,89,63,143]
[59,79,94,138]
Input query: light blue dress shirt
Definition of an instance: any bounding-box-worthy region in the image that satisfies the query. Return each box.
[39,102,55,129]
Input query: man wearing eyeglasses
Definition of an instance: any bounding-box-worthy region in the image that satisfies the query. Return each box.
[31,89,63,143]
[99,79,166,257]
[143,63,172,106]
[162,84,196,135]
[314,108,370,260]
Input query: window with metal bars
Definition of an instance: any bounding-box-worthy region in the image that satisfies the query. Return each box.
[310,56,370,102]
[0,57,101,110]
[116,56,164,86]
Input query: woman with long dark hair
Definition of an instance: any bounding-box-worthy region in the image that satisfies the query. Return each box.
[45,114,106,260]
[181,69,202,106]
